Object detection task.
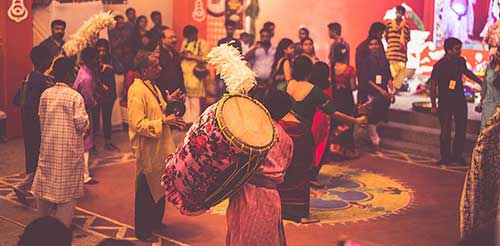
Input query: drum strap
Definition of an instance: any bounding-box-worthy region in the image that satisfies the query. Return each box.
[142,80,164,111]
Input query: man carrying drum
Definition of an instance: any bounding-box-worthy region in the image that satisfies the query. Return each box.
[127,50,185,243]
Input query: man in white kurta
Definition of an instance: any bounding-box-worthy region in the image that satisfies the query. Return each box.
[32,57,90,227]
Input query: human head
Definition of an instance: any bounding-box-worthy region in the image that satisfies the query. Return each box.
[125,8,136,23]
[328,22,342,39]
[310,61,330,89]
[300,37,314,55]
[161,27,177,48]
[263,21,275,37]
[333,43,349,64]
[18,217,72,246]
[298,27,310,41]
[225,20,237,38]
[183,25,198,41]
[396,5,406,20]
[259,28,272,45]
[367,37,381,54]
[135,50,161,80]
[95,39,110,59]
[369,22,387,39]
[262,90,292,121]
[114,15,126,29]
[50,19,66,42]
[151,11,162,26]
[444,37,462,56]
[97,238,134,246]
[240,32,250,44]
[81,46,99,70]
[292,55,313,81]
[136,15,148,31]
[30,46,51,72]
[276,38,295,58]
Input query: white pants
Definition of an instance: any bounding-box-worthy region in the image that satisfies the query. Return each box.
[37,198,77,227]
[83,152,92,183]
[184,96,201,124]
[356,124,381,146]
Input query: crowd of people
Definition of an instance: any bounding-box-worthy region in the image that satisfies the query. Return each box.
[10,4,500,246]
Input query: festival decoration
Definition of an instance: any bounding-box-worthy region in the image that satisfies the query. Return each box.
[192,0,207,23]
[8,0,29,23]
[207,42,256,94]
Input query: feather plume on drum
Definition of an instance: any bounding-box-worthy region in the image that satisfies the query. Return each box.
[162,44,278,215]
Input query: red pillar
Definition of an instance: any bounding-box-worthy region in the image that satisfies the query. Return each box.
[0,0,33,138]
[172,0,208,50]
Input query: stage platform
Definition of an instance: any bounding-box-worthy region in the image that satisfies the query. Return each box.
[376,93,481,161]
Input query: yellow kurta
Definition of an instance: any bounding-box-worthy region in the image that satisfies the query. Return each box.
[180,39,209,98]
[128,78,176,202]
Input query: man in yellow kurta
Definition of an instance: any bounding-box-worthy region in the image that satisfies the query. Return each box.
[128,50,185,243]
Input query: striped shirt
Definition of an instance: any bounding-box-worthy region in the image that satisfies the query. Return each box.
[385,19,410,63]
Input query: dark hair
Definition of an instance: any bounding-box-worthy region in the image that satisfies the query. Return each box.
[240,32,250,39]
[396,5,406,14]
[151,11,161,19]
[183,25,198,38]
[262,90,292,121]
[333,43,349,64]
[81,47,98,66]
[299,27,310,37]
[52,57,74,83]
[97,238,134,246]
[444,37,462,53]
[125,8,135,15]
[273,38,294,68]
[259,28,271,36]
[135,15,147,29]
[114,15,124,21]
[51,19,66,29]
[310,61,330,89]
[263,21,275,29]
[18,216,72,246]
[134,50,155,72]
[96,38,110,51]
[368,22,386,38]
[30,46,51,70]
[292,55,313,81]
[225,20,237,27]
[300,37,313,46]
[328,22,342,36]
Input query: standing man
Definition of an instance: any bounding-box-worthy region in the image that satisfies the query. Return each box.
[39,19,66,60]
[157,27,185,101]
[328,22,350,65]
[217,20,242,54]
[148,11,167,49]
[124,8,137,35]
[245,28,276,84]
[430,38,483,165]
[128,50,185,242]
[32,57,90,228]
[109,15,133,72]
[263,21,276,38]
[385,6,410,91]
[13,46,52,204]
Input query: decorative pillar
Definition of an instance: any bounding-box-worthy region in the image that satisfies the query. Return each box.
[0,0,33,138]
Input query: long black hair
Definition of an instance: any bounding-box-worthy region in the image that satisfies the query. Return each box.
[272,38,294,72]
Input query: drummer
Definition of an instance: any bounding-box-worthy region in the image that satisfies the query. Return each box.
[226,90,294,246]
[127,50,185,242]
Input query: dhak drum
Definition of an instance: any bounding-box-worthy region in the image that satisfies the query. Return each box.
[162,94,277,215]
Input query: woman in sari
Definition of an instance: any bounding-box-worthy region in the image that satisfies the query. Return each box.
[279,55,366,223]
[271,38,294,91]
[479,49,500,128]
[300,37,319,64]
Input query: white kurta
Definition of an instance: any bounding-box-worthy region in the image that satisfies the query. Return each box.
[33,83,89,203]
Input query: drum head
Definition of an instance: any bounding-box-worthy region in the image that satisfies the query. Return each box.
[218,95,274,149]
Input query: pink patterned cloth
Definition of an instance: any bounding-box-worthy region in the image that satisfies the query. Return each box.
[226,123,293,246]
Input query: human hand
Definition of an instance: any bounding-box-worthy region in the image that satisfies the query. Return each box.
[431,106,438,114]
[356,116,368,126]
[162,114,186,129]
[166,89,185,102]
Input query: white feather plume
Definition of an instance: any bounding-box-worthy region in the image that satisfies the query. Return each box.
[62,11,116,56]
[207,42,256,94]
